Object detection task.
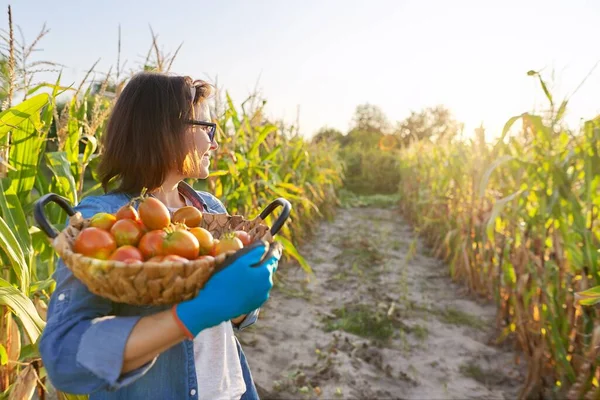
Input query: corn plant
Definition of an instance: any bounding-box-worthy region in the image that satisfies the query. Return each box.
[205,92,343,273]
[397,72,600,399]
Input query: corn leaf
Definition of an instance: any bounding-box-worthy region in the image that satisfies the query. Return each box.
[0,94,49,140]
[276,236,312,275]
[0,280,45,343]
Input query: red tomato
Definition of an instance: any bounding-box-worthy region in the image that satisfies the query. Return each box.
[214,237,244,256]
[138,230,168,260]
[73,227,117,260]
[188,227,214,256]
[233,230,252,246]
[115,204,141,223]
[109,245,143,262]
[163,230,199,260]
[138,197,171,230]
[110,219,143,247]
[146,255,165,263]
[89,213,117,231]
[172,206,203,228]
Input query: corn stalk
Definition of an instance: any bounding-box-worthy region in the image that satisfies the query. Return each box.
[397,72,600,399]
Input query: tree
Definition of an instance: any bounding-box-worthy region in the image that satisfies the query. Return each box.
[395,105,463,146]
[312,127,344,144]
[351,103,390,134]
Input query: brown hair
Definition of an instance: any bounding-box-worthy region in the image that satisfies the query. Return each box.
[98,72,212,194]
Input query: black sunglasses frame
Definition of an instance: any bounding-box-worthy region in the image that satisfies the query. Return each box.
[186,120,217,142]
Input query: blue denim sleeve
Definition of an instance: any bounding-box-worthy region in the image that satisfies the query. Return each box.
[39,197,156,394]
[196,191,260,332]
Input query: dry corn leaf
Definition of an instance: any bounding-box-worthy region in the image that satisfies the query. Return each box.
[33,298,47,322]
[7,315,20,377]
[8,364,37,400]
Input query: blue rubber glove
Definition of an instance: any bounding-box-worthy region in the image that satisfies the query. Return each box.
[172,241,280,338]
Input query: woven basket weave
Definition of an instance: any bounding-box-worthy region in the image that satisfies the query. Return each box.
[52,212,280,306]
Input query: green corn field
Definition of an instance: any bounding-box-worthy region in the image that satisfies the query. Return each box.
[0,7,343,398]
[1,4,600,400]
[398,73,600,399]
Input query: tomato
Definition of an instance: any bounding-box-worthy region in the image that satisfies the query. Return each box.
[209,239,220,256]
[163,230,199,260]
[188,227,214,255]
[233,230,252,246]
[109,245,143,262]
[110,219,143,247]
[146,255,165,263]
[138,230,168,260]
[138,197,170,230]
[214,236,244,256]
[115,204,141,223]
[163,254,190,263]
[137,221,149,234]
[172,206,203,228]
[73,227,117,260]
[89,213,117,231]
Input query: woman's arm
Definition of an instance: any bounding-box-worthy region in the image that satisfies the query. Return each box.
[121,310,186,373]
[41,197,179,393]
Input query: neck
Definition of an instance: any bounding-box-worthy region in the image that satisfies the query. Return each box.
[150,173,186,209]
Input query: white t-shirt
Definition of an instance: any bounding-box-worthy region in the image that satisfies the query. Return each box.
[167,200,246,400]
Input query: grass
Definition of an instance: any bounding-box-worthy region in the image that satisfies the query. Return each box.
[334,233,385,266]
[436,307,487,330]
[412,324,429,341]
[459,361,503,386]
[323,304,399,341]
[338,189,401,209]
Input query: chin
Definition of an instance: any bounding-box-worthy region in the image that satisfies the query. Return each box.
[195,167,210,180]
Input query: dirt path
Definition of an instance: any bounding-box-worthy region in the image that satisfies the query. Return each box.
[242,206,526,400]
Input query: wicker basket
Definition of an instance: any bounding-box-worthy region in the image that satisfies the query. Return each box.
[34,194,290,306]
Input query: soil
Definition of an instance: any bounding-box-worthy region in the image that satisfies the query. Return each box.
[242,206,527,400]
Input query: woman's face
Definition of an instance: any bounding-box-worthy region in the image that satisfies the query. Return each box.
[186,101,218,179]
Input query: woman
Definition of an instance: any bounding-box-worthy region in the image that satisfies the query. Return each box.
[39,72,279,400]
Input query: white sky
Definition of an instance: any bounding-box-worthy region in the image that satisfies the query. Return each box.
[7,0,600,139]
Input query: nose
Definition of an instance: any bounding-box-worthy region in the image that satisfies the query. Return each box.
[210,139,219,151]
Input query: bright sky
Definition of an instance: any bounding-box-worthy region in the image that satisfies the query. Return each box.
[7,0,600,139]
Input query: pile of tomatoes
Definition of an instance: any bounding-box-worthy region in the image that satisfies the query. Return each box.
[73,197,251,264]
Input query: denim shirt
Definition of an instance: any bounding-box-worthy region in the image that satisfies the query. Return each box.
[39,191,260,399]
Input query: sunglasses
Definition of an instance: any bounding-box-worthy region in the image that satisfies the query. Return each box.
[186,120,217,143]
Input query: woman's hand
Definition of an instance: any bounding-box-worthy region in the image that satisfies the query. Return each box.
[231,315,247,325]
[119,242,280,374]
[172,241,280,339]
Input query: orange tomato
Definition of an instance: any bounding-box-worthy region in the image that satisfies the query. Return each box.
[73,227,117,260]
[172,206,203,228]
[109,245,143,262]
[110,219,143,247]
[233,230,252,246]
[214,237,244,256]
[115,204,141,223]
[89,213,117,231]
[163,230,199,260]
[189,227,214,256]
[138,230,168,260]
[138,197,171,230]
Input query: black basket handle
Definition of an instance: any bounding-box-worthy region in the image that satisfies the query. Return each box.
[258,198,291,236]
[34,193,76,239]
[213,240,283,274]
